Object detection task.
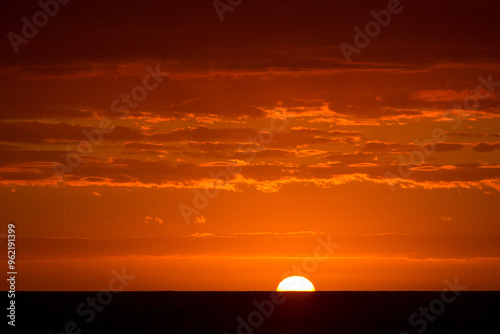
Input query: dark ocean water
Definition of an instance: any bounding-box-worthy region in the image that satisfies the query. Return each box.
[7,291,500,333]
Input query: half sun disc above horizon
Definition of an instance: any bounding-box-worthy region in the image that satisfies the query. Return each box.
[277,276,315,292]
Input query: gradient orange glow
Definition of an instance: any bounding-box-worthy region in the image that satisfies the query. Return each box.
[0,0,499,292]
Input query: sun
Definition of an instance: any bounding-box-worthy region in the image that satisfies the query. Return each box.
[277,276,315,292]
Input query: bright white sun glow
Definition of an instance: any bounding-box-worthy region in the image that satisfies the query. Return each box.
[277,276,315,292]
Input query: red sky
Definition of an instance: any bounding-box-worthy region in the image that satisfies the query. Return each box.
[1,0,499,291]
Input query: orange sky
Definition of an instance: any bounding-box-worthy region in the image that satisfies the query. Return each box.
[1,0,499,291]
